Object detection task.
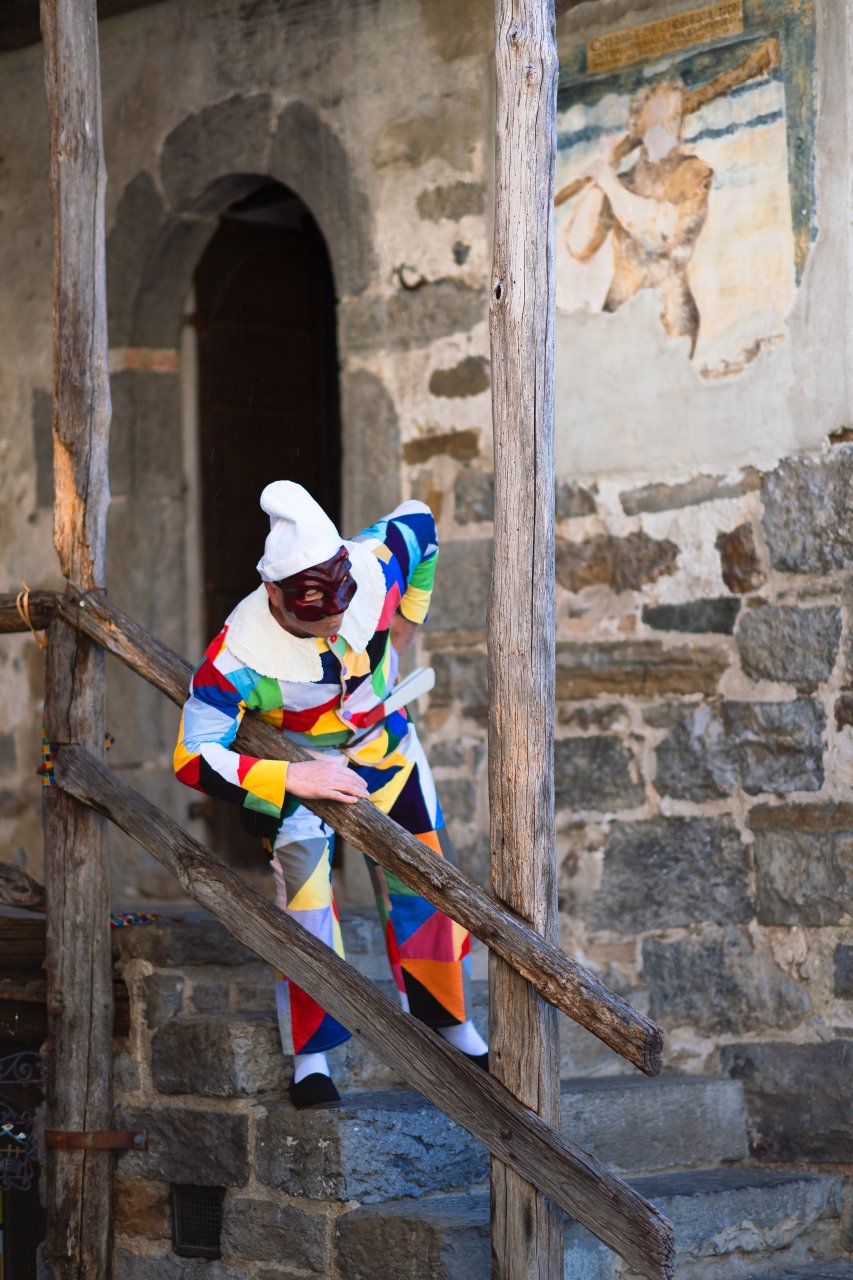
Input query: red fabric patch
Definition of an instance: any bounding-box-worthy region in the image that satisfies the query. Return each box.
[289,983,326,1054]
[203,627,228,661]
[175,758,202,790]
[377,583,402,630]
[385,918,401,965]
[193,654,240,699]
[236,754,257,785]
[397,909,459,963]
[280,693,341,732]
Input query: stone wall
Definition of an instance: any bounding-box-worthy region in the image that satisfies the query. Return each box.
[423,437,853,1156]
[109,917,491,1278]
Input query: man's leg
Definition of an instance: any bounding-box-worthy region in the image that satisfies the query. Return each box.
[270,801,350,1103]
[354,720,487,1060]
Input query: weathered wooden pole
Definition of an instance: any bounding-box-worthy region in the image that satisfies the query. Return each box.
[488,0,561,1277]
[39,0,114,1274]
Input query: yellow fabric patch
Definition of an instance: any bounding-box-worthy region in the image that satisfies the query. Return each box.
[241,758,287,810]
[260,706,284,729]
[349,729,391,765]
[346,649,371,678]
[400,585,431,624]
[313,709,350,737]
[369,754,414,813]
[173,713,196,773]
[288,849,334,911]
[372,543,393,564]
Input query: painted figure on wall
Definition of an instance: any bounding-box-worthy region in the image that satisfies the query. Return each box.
[562,76,714,356]
[554,18,813,380]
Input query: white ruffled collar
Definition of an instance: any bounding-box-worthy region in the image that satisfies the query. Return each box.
[223,540,386,682]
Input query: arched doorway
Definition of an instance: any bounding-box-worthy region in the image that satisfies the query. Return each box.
[195,181,342,641]
[193,181,341,865]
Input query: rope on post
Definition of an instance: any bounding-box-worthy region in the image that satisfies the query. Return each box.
[15,585,49,651]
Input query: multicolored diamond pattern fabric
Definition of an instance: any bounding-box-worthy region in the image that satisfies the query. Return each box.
[174,501,473,1052]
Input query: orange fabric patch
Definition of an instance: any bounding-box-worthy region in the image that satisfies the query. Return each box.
[415,829,443,857]
[402,957,467,1023]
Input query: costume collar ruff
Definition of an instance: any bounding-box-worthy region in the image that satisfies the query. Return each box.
[223,540,386,682]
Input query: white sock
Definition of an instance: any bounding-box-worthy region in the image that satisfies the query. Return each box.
[437,1020,488,1056]
[398,989,411,1013]
[293,1051,330,1083]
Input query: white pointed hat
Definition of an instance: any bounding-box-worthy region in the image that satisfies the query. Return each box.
[256,481,343,582]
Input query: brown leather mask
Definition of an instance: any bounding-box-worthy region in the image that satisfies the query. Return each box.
[278,546,358,621]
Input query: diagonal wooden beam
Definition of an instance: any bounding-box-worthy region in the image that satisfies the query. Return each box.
[0,588,664,1074]
[54,742,675,1280]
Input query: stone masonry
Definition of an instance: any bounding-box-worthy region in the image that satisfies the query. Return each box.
[424,443,853,1163]
[109,916,852,1278]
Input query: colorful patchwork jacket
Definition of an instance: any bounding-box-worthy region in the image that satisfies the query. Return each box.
[173,500,438,838]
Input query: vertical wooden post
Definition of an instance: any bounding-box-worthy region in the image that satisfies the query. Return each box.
[488,1,560,1277]
[40,0,114,1275]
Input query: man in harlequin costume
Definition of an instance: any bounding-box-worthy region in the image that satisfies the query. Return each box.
[174,481,487,1107]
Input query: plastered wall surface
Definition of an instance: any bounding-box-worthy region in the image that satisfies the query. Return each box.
[554,0,850,481]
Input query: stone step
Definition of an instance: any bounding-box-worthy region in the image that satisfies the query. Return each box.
[333,1170,844,1280]
[138,927,648,1087]
[741,1267,853,1279]
[146,1027,748,1178]
[560,1074,748,1172]
[564,1169,845,1280]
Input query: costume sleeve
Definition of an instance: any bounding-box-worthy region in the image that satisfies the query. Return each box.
[357,499,439,624]
[173,633,289,838]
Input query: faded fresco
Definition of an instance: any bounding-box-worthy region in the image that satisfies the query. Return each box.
[555,1,817,380]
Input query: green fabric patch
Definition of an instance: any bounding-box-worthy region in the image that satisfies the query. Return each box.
[243,791,281,818]
[246,676,284,712]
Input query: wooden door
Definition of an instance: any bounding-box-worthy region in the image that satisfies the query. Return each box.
[196,185,341,641]
[194,185,341,866]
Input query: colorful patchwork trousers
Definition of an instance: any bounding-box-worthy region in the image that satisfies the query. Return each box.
[270,719,472,1056]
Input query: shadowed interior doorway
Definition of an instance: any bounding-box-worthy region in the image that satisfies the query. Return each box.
[194,181,342,868]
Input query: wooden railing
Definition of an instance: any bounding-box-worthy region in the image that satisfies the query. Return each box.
[1,591,675,1278]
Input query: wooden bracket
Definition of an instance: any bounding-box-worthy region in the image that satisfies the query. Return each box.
[45,1129,147,1151]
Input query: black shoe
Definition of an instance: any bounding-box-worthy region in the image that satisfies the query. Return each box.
[289,1072,340,1109]
[465,1051,489,1071]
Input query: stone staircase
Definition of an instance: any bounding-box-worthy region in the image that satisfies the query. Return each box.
[112,912,853,1279]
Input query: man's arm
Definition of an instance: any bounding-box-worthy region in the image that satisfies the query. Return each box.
[356,498,439,629]
[586,157,712,254]
[174,634,366,835]
[390,612,419,653]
